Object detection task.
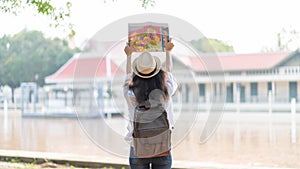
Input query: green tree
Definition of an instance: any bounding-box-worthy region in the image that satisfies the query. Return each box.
[190,38,234,53]
[261,27,300,52]
[0,30,79,90]
[139,0,155,8]
[0,0,74,36]
[277,28,300,51]
[0,0,155,36]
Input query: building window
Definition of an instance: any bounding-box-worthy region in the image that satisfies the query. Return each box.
[289,82,298,102]
[199,83,205,96]
[250,82,258,96]
[267,82,272,91]
[226,83,234,103]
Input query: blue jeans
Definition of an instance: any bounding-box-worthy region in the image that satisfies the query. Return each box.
[129,147,172,169]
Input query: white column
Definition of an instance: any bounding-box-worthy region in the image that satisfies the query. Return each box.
[272,81,276,102]
[236,83,240,113]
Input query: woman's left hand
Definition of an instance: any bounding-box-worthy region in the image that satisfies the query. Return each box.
[124,42,133,57]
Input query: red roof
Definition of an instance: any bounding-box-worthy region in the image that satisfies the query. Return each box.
[178,52,291,71]
[46,54,124,82]
[46,51,293,84]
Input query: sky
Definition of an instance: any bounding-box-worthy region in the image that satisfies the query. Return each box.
[0,0,300,53]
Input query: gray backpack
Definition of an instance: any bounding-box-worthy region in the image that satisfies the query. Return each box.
[132,101,171,158]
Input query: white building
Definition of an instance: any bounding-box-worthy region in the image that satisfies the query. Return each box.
[45,49,300,114]
[44,52,124,117]
[172,50,300,112]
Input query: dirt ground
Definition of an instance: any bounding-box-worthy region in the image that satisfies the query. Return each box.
[1,161,76,169]
[0,161,116,169]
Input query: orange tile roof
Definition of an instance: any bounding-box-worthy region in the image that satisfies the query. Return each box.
[177,52,291,72]
[46,54,123,81]
[47,51,293,83]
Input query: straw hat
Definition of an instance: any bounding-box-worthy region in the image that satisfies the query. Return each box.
[132,52,162,78]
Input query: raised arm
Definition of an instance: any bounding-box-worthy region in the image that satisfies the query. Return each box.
[164,37,174,72]
[124,42,133,74]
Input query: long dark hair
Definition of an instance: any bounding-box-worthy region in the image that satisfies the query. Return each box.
[129,69,169,104]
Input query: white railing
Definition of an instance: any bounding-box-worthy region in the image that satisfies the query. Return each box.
[280,66,300,75]
[245,66,300,76]
[194,95,300,104]
[214,66,300,77]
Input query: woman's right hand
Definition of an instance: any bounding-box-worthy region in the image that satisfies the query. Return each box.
[124,42,133,57]
[125,42,133,74]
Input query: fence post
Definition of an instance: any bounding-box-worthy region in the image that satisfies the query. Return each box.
[3,98,8,135]
[236,88,240,113]
[3,98,8,115]
[268,90,272,115]
[206,92,210,113]
[291,98,296,143]
[291,98,296,115]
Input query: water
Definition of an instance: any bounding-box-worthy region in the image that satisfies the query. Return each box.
[0,111,300,168]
